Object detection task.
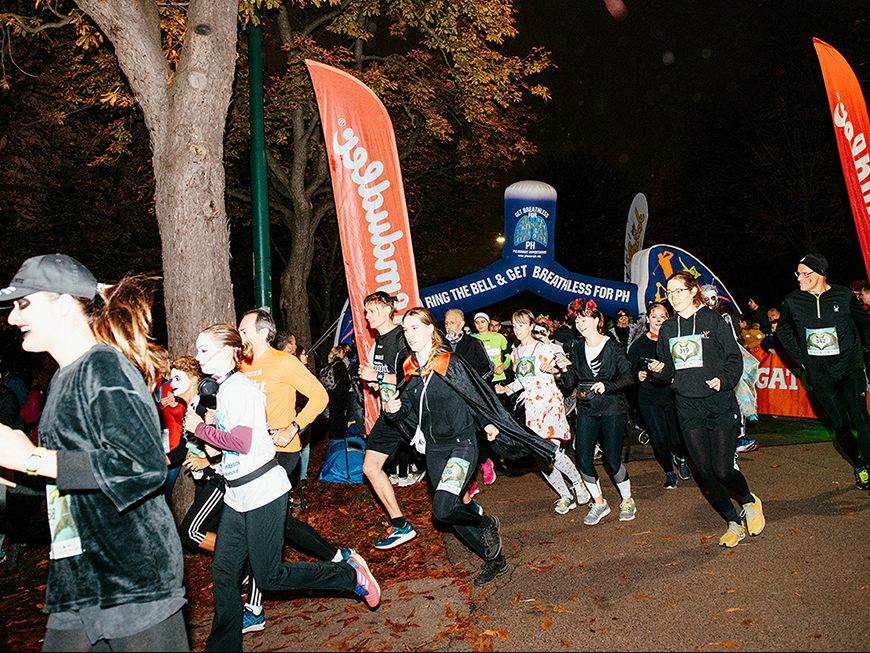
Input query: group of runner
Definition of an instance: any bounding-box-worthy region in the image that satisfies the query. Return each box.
[0,250,867,652]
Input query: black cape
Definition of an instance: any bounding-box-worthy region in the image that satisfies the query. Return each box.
[403,350,557,463]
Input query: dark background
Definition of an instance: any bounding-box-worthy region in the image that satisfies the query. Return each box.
[440,0,868,320]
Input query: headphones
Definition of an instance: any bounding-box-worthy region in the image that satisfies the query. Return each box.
[195,369,236,415]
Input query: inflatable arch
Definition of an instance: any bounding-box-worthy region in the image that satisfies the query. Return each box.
[336,180,741,343]
[420,181,740,322]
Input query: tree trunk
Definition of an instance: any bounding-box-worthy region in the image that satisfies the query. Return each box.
[77,0,239,355]
[279,231,315,349]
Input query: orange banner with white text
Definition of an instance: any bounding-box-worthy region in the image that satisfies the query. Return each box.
[813,38,870,278]
[306,61,421,432]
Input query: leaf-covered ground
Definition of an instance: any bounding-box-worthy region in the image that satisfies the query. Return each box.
[0,439,457,652]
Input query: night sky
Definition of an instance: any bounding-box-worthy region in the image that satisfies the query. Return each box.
[448,0,869,320]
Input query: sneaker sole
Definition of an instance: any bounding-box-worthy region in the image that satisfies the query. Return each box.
[349,554,381,608]
[719,532,746,548]
[242,623,266,634]
[373,529,417,550]
[473,563,508,587]
[583,506,611,526]
[554,501,578,515]
[619,512,636,521]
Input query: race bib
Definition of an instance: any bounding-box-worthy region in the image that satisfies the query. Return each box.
[436,457,471,495]
[806,327,840,356]
[669,334,704,370]
[515,355,536,378]
[46,484,83,560]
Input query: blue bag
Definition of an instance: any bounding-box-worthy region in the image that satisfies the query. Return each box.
[319,436,366,484]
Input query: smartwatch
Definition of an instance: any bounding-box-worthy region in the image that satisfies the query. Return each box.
[25,446,48,476]
[376,370,385,385]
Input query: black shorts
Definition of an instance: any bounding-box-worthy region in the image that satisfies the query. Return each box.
[675,392,740,432]
[366,415,407,457]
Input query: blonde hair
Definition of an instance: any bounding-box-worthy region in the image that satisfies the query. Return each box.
[402,307,446,370]
[328,344,351,364]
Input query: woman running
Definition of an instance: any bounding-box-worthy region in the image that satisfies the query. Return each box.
[648,271,765,548]
[559,298,636,526]
[384,308,556,586]
[183,323,379,651]
[0,254,188,651]
[627,302,691,488]
[496,309,589,514]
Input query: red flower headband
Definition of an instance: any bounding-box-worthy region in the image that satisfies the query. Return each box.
[567,297,597,317]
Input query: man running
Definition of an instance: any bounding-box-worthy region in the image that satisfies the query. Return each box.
[776,254,870,492]
[359,292,419,549]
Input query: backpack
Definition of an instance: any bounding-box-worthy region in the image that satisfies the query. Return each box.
[319,436,366,484]
[318,361,338,391]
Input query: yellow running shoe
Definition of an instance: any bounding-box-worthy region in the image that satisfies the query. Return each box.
[742,493,765,536]
[718,521,746,548]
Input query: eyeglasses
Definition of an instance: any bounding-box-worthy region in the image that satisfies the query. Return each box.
[794,271,815,279]
[665,288,689,297]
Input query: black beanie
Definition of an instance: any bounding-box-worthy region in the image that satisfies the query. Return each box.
[799,253,828,276]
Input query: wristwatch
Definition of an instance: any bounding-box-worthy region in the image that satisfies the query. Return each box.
[376,371,385,385]
[290,421,301,433]
[25,446,48,476]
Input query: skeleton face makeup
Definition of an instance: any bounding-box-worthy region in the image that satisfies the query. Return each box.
[170,368,192,395]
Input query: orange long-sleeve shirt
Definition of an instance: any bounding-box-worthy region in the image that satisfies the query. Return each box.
[239,347,328,453]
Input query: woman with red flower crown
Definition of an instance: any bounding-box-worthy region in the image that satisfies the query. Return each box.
[558,298,637,526]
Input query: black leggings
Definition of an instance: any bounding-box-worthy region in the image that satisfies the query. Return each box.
[809,367,870,468]
[681,426,752,523]
[575,413,629,485]
[638,400,686,473]
[42,609,188,652]
[426,438,488,558]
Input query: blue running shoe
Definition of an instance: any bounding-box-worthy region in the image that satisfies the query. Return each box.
[736,437,758,453]
[663,471,678,489]
[374,522,417,550]
[242,608,265,634]
[673,455,692,481]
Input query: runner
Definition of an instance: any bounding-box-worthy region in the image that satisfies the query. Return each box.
[649,271,765,547]
[0,254,189,651]
[776,254,870,492]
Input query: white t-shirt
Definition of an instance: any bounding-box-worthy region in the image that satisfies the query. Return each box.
[216,372,290,512]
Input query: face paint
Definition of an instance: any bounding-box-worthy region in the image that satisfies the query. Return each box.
[170,368,191,395]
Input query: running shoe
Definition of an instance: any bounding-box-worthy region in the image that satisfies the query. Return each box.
[572,482,592,505]
[663,471,678,489]
[468,481,481,498]
[855,466,870,491]
[397,470,427,487]
[673,455,692,481]
[741,493,765,536]
[241,608,265,633]
[618,497,637,521]
[554,495,577,515]
[388,474,401,486]
[583,500,611,526]
[468,501,484,517]
[374,522,417,550]
[735,437,759,453]
[481,458,497,486]
[480,515,502,560]
[473,554,508,587]
[348,552,381,608]
[718,521,746,548]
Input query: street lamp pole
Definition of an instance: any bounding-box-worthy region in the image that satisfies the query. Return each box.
[248,14,272,310]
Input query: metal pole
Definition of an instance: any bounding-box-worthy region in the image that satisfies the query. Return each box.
[248,15,272,310]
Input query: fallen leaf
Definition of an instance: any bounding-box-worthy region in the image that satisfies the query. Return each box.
[769,464,781,469]
[788,527,798,535]
[634,539,651,546]
[724,608,742,613]
[540,616,552,630]
[480,628,510,640]
[632,593,656,601]
[700,534,716,544]
[706,641,738,648]
[740,619,753,626]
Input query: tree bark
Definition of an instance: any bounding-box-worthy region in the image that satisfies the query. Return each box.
[77,0,238,355]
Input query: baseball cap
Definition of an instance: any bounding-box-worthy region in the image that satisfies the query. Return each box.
[799,253,828,276]
[0,254,97,303]
[473,312,490,323]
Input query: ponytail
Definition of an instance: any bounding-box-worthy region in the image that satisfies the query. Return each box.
[81,276,165,388]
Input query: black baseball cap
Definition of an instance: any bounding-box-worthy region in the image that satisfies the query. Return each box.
[0,254,98,303]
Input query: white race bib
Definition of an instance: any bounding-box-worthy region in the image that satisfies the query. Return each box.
[669,334,704,370]
[806,327,840,356]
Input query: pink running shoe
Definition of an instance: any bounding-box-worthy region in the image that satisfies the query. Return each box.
[468,481,480,498]
[348,552,381,608]
[481,458,497,486]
